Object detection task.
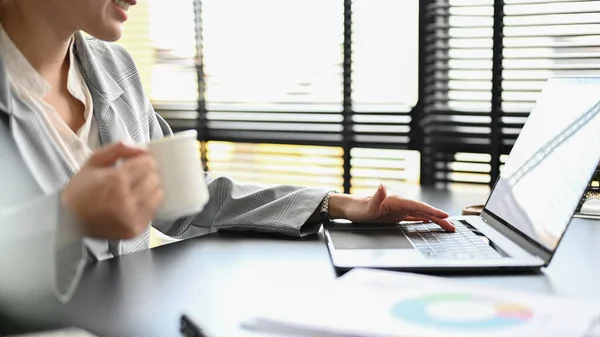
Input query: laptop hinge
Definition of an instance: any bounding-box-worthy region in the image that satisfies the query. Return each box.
[480,210,552,263]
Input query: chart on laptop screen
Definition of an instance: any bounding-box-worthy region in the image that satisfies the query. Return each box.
[485,78,600,251]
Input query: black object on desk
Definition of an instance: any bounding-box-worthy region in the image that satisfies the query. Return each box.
[180,314,207,337]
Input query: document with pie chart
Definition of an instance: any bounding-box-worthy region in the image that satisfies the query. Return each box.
[243,269,600,337]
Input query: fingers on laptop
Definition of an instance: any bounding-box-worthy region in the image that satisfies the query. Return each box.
[402,216,431,222]
[393,198,450,219]
[402,213,455,232]
[433,217,455,232]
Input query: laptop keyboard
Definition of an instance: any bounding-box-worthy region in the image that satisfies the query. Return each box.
[400,220,504,259]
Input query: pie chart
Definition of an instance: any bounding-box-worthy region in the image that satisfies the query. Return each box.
[390,293,533,331]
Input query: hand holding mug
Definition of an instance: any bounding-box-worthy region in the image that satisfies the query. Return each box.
[62,142,163,240]
[62,130,209,240]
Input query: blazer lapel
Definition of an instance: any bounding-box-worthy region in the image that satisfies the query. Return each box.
[0,56,73,194]
[0,33,130,195]
[73,32,128,146]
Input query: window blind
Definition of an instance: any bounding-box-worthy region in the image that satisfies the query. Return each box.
[352,0,418,149]
[197,0,346,190]
[349,0,422,194]
[120,0,466,193]
[502,0,600,152]
[206,142,344,191]
[201,0,344,146]
[198,0,423,192]
[420,0,495,189]
[421,0,600,192]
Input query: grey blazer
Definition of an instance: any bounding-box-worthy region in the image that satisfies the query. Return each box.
[0,32,329,311]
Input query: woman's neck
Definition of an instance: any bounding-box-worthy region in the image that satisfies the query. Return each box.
[0,0,74,80]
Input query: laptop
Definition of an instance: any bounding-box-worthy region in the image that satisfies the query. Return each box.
[325,77,600,272]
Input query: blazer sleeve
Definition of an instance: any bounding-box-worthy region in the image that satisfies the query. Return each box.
[0,193,87,314]
[0,99,85,312]
[146,104,331,239]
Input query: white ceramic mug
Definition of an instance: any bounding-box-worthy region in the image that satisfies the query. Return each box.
[146,130,209,222]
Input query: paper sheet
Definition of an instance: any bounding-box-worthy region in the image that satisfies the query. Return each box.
[243,269,600,337]
[9,328,98,337]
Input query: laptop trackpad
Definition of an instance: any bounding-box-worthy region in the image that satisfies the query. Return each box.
[328,228,413,250]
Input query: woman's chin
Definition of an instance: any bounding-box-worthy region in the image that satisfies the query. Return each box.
[85,25,124,42]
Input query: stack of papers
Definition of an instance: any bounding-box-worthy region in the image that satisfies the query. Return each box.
[242,269,600,337]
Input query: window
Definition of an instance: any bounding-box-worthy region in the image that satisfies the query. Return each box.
[353,0,419,109]
[203,0,343,108]
[502,0,600,148]
[115,1,153,95]
[419,0,495,190]
[117,0,422,193]
[120,0,600,197]
[201,0,344,146]
[350,0,421,194]
[207,142,344,191]
[421,0,600,195]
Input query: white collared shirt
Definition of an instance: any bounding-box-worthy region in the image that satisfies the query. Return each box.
[0,24,111,260]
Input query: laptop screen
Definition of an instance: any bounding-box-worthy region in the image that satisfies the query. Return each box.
[485,78,600,251]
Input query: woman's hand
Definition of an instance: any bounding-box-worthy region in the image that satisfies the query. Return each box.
[327,184,455,231]
[61,142,164,240]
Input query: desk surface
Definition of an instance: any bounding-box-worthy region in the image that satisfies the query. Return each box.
[4,187,600,337]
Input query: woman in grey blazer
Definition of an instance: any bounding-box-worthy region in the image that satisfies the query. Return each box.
[0,0,453,311]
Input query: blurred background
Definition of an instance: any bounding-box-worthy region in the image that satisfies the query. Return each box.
[116,0,600,206]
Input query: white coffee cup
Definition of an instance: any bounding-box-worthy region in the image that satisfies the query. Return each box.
[146,129,209,222]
